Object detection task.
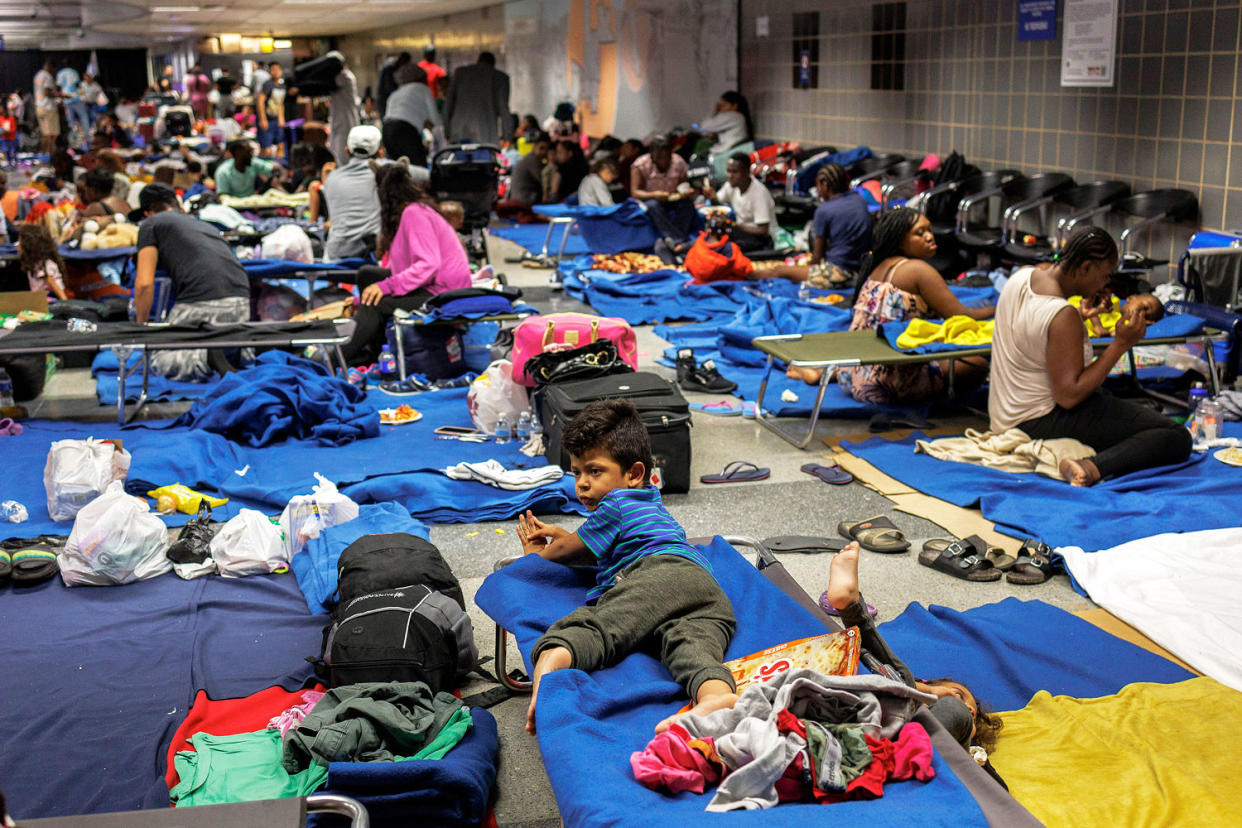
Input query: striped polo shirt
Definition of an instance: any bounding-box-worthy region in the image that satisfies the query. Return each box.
[575,486,711,602]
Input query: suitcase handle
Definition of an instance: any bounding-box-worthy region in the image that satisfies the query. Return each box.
[542,318,599,350]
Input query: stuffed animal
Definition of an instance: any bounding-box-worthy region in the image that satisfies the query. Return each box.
[82,221,138,249]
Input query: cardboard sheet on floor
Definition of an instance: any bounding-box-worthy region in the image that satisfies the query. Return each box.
[1059,528,1242,692]
[837,424,1242,551]
[489,221,590,255]
[989,677,1242,827]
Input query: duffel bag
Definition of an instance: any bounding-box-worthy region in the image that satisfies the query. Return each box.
[510,312,637,387]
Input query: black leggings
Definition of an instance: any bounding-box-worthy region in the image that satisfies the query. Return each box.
[1019,390,1192,479]
[341,265,431,366]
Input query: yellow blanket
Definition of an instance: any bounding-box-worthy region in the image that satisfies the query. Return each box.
[895,315,994,349]
[1068,294,1123,335]
[990,677,1242,826]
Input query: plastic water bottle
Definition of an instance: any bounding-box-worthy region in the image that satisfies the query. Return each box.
[0,368,13,408]
[530,410,544,441]
[495,412,512,445]
[798,280,811,302]
[1,500,27,523]
[516,410,532,442]
[378,346,397,383]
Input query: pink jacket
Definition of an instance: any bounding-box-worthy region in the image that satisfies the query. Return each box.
[378,202,471,297]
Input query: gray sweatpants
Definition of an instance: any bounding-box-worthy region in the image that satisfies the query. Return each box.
[151,296,249,382]
[533,554,737,699]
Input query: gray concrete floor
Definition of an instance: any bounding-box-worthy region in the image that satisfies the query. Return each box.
[31,233,1094,827]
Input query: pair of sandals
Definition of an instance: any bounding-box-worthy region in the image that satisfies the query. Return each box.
[919,535,1054,584]
[0,535,64,587]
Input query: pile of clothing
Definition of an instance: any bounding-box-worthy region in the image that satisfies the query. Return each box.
[631,668,937,811]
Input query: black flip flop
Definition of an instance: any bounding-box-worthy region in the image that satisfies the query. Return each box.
[700,461,770,484]
[763,535,847,554]
[800,463,853,485]
[869,411,935,432]
[919,538,1002,582]
[1007,539,1055,585]
[0,548,10,586]
[7,541,60,586]
[838,515,911,554]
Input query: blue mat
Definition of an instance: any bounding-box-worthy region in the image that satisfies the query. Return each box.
[490,221,590,256]
[92,349,213,404]
[879,312,1209,355]
[242,257,369,279]
[533,200,659,253]
[475,538,1191,826]
[840,422,1242,553]
[0,573,323,819]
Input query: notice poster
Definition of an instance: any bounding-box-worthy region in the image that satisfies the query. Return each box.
[1061,0,1117,87]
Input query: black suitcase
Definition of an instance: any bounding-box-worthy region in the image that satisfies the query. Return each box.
[537,372,692,493]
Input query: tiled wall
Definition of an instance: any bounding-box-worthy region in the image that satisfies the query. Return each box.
[740,0,1242,260]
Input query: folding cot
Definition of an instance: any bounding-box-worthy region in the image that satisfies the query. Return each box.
[750,325,1227,448]
[0,318,351,423]
[477,535,1196,827]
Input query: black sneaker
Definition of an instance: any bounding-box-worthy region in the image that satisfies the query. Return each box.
[678,353,738,394]
[675,348,698,385]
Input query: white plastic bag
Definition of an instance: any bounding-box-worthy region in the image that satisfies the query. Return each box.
[59,481,170,586]
[210,509,287,578]
[467,360,530,433]
[44,438,132,522]
[279,473,359,557]
[260,224,314,263]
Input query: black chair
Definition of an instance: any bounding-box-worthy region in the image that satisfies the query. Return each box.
[1113,189,1199,262]
[914,170,1021,275]
[1000,180,1130,264]
[956,172,1072,254]
[846,153,906,189]
[848,159,930,214]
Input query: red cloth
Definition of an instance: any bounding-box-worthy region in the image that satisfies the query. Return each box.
[685,232,754,284]
[818,734,896,802]
[630,722,723,794]
[891,722,936,782]
[164,685,324,790]
[418,61,447,98]
[0,115,16,141]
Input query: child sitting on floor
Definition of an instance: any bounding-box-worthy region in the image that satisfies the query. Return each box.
[515,399,739,735]
[17,223,69,301]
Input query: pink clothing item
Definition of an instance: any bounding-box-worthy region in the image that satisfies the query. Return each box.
[891,722,935,782]
[27,259,64,298]
[376,202,472,298]
[630,722,723,794]
[632,153,689,194]
[266,689,326,738]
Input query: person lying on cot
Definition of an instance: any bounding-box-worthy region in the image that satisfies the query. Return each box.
[515,399,738,735]
[824,541,1008,788]
[1073,291,1164,337]
[787,208,995,404]
[989,226,1191,486]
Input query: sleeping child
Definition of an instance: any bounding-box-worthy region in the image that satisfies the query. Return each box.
[515,399,738,735]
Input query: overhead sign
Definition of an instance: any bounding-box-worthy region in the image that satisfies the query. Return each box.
[1018,0,1057,41]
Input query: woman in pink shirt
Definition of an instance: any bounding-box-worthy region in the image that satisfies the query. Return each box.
[342,162,471,365]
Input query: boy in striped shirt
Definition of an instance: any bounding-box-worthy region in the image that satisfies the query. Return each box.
[517,399,738,735]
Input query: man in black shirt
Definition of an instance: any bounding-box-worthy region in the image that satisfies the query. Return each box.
[133,183,251,380]
[215,69,237,119]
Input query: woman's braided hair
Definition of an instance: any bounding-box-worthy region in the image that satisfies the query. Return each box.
[851,207,920,306]
[815,162,850,196]
[1056,225,1117,274]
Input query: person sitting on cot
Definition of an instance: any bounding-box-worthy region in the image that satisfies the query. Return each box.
[823,541,1007,788]
[515,399,739,735]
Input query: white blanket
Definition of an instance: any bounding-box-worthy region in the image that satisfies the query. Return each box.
[1058,528,1242,692]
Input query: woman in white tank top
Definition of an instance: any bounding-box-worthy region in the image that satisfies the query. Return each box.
[987,227,1191,485]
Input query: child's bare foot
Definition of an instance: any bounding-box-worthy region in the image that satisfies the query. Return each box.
[526,645,573,735]
[1059,457,1101,487]
[654,679,739,733]
[785,366,824,385]
[825,542,861,612]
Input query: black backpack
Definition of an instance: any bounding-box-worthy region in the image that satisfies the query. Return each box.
[335,533,465,609]
[319,584,474,691]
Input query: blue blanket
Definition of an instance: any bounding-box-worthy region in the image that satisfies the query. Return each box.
[841,422,1242,553]
[91,349,213,404]
[490,221,590,255]
[241,257,369,278]
[294,501,431,615]
[474,538,1190,827]
[534,199,660,253]
[170,351,379,447]
[879,312,1209,355]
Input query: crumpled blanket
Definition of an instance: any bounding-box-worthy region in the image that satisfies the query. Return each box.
[914,427,1095,478]
[442,459,564,490]
[173,351,379,447]
[673,668,935,812]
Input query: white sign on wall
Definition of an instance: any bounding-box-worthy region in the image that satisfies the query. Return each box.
[756,16,769,37]
[1061,0,1117,87]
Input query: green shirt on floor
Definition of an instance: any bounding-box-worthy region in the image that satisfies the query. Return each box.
[170,730,327,807]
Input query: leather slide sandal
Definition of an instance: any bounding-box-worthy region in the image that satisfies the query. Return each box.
[838,515,911,554]
[986,547,1018,572]
[763,535,847,554]
[919,538,1002,582]
[1006,539,1055,585]
[700,461,771,484]
[800,463,853,485]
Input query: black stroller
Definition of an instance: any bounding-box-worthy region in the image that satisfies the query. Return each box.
[430,143,502,266]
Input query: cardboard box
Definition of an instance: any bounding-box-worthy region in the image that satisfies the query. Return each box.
[0,291,49,315]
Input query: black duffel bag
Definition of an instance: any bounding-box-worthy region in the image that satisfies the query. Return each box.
[335,532,465,609]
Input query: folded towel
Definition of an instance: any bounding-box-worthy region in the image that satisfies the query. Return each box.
[443,459,564,490]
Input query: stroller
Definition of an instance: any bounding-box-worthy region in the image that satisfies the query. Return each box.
[430,143,502,266]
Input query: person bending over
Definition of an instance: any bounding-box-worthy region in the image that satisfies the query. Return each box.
[788,208,994,404]
[988,226,1191,486]
[702,153,776,252]
[516,399,738,735]
[823,542,1007,787]
[132,183,251,380]
[339,162,471,366]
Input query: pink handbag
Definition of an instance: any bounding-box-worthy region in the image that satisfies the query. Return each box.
[510,313,638,386]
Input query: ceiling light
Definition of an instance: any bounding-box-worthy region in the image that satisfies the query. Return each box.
[280,0,337,4]
[151,5,200,11]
